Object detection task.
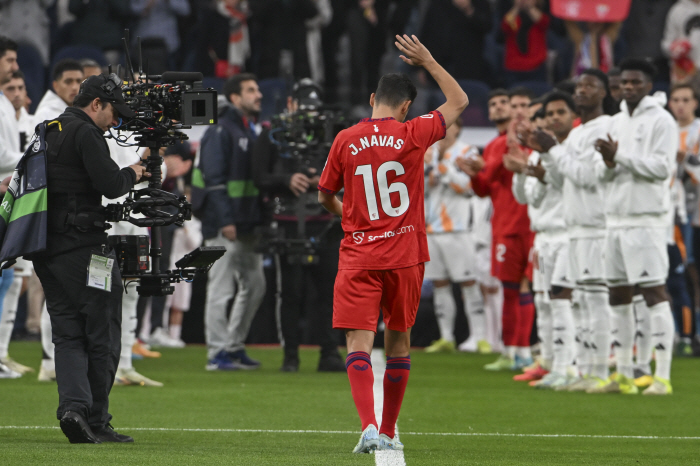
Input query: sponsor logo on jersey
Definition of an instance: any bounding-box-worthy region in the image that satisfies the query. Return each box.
[353,231,364,244]
[367,224,415,242]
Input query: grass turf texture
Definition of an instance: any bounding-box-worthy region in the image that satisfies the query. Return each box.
[1,342,698,465]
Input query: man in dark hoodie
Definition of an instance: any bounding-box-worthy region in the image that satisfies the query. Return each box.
[195,73,266,371]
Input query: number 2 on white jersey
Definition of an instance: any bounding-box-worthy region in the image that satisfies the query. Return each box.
[355,161,409,220]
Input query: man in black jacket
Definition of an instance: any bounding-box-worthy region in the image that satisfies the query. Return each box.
[31,74,147,444]
[252,80,345,372]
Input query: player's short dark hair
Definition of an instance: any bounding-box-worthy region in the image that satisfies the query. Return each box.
[553,79,575,95]
[488,88,509,101]
[374,73,417,108]
[508,86,534,100]
[52,59,83,82]
[619,58,657,81]
[543,90,576,114]
[10,70,24,81]
[670,82,699,101]
[579,68,618,115]
[608,67,621,78]
[0,36,17,59]
[223,73,257,101]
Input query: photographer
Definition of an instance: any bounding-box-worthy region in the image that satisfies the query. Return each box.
[251,80,345,373]
[195,73,266,371]
[30,75,148,444]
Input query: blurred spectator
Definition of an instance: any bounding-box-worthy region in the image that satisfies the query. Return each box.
[321,0,348,102]
[68,0,133,64]
[131,0,191,69]
[346,0,408,105]
[306,0,332,85]
[501,0,549,86]
[192,0,250,78]
[1,70,33,151]
[0,0,55,66]
[249,0,317,80]
[566,21,621,77]
[80,58,103,77]
[33,59,84,125]
[623,0,674,83]
[662,0,700,84]
[420,0,492,84]
[608,67,621,107]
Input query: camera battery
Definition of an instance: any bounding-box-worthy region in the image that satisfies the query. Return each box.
[108,235,150,276]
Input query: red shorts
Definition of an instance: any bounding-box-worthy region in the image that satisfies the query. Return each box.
[333,263,425,333]
[491,233,534,283]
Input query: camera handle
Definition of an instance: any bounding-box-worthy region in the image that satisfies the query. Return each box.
[146,151,164,280]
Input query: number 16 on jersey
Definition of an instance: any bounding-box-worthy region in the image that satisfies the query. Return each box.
[354,161,410,220]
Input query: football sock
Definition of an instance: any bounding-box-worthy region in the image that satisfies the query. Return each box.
[572,288,590,377]
[517,292,535,349]
[345,352,376,430]
[502,282,520,348]
[169,324,182,341]
[484,285,503,351]
[534,292,553,370]
[380,355,411,439]
[433,285,456,342]
[633,294,652,375]
[550,298,575,376]
[516,346,532,361]
[461,283,486,342]
[120,290,139,370]
[611,303,635,379]
[0,277,21,360]
[649,301,674,381]
[40,303,54,365]
[585,286,611,380]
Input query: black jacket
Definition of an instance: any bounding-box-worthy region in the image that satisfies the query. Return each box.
[41,107,136,256]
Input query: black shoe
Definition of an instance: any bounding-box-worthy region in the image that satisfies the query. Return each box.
[93,423,134,443]
[59,411,101,444]
[280,355,299,372]
[317,356,346,372]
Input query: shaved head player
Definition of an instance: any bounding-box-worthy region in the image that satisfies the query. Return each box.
[318,35,468,453]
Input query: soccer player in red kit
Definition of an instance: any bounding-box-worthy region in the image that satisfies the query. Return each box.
[457,87,536,372]
[318,35,468,453]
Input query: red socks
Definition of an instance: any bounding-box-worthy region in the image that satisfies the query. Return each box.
[345,352,376,430]
[380,356,411,439]
[518,292,535,347]
[502,282,520,347]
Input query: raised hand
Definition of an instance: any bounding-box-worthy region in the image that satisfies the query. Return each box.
[395,34,435,68]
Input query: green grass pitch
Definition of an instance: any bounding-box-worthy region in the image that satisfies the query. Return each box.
[1,341,699,465]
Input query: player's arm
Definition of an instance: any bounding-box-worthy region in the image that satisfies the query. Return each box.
[318,191,342,217]
[394,34,468,128]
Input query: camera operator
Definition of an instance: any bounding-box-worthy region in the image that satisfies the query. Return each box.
[30,75,148,444]
[251,79,345,373]
[195,73,266,371]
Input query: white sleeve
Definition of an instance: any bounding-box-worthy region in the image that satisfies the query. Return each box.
[614,118,677,181]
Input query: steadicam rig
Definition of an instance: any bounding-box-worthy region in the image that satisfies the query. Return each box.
[102,30,224,297]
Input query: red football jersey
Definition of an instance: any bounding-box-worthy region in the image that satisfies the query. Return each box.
[319,110,446,270]
[470,134,531,238]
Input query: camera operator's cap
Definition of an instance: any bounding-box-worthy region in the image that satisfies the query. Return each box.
[292,78,323,108]
[78,74,135,118]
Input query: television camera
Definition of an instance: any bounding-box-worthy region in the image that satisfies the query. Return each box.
[103,31,223,296]
[255,104,349,263]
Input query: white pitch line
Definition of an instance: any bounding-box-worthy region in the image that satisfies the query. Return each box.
[371,349,406,466]
[1,426,699,441]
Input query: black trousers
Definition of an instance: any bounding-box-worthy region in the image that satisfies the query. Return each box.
[33,245,122,428]
[278,221,342,358]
